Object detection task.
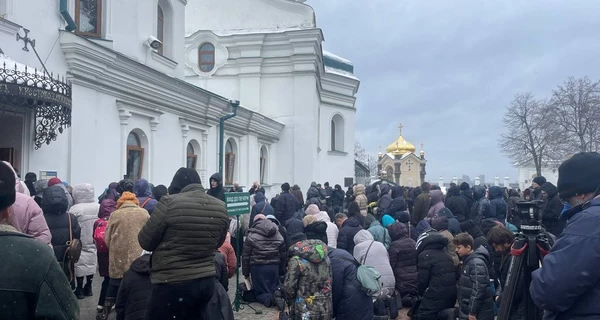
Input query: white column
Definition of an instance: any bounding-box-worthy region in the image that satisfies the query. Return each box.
[201,132,208,183]
[438,176,444,188]
[118,108,131,178]
[494,176,500,186]
[475,176,481,186]
[237,136,244,186]
[504,176,510,187]
[149,117,160,182]
[181,123,189,168]
[452,176,458,184]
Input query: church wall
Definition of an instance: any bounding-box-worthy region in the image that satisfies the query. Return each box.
[316,104,355,186]
[184,0,315,35]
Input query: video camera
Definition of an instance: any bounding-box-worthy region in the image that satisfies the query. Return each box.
[514,200,545,229]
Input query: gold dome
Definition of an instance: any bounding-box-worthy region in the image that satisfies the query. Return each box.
[386,124,416,156]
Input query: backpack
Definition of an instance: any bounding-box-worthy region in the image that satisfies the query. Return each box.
[94,218,109,253]
[339,242,383,298]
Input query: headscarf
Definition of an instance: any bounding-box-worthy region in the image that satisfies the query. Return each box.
[427,190,445,218]
[117,191,140,208]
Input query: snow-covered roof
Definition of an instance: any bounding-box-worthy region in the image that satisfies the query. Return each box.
[322,50,354,74]
[324,66,358,80]
[189,27,305,37]
[323,50,353,66]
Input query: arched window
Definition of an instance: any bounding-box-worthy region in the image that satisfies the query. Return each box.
[157,5,164,55]
[198,43,215,72]
[225,139,236,185]
[187,142,197,169]
[75,0,102,37]
[127,132,144,181]
[331,114,345,152]
[260,146,268,184]
[385,166,394,181]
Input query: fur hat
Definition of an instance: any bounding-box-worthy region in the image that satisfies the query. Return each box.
[557,152,600,200]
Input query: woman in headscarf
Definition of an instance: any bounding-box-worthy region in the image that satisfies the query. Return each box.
[427,190,446,218]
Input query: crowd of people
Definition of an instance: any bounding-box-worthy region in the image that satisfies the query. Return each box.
[0,152,599,320]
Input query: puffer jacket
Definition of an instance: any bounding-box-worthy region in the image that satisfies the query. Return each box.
[446,186,469,223]
[133,179,158,214]
[367,218,391,250]
[207,173,225,202]
[328,248,374,320]
[242,219,286,276]
[283,240,333,320]
[353,184,368,216]
[205,252,234,320]
[315,211,338,248]
[70,183,100,277]
[457,247,494,320]
[460,189,475,214]
[274,191,298,225]
[115,254,152,320]
[376,184,393,213]
[416,231,457,319]
[249,192,274,225]
[470,186,490,226]
[430,216,459,266]
[488,186,507,222]
[307,182,320,201]
[337,217,362,255]
[139,184,228,283]
[96,199,117,277]
[42,186,81,262]
[284,210,304,238]
[10,191,51,244]
[332,186,345,207]
[459,220,496,282]
[387,222,418,299]
[353,230,395,294]
[540,182,565,237]
[387,186,407,216]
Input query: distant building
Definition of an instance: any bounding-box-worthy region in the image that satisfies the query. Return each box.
[516,161,560,190]
[377,124,426,187]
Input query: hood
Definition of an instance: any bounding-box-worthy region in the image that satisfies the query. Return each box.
[540,182,558,198]
[391,186,404,199]
[334,184,342,191]
[251,219,278,237]
[473,185,487,200]
[465,246,491,266]
[509,189,520,197]
[380,184,391,196]
[461,188,474,200]
[72,183,95,204]
[210,172,223,189]
[387,222,408,241]
[292,184,301,191]
[416,231,449,253]
[289,239,328,263]
[429,216,449,231]
[266,215,280,226]
[347,201,361,217]
[34,180,48,197]
[254,192,266,204]
[314,211,331,223]
[353,229,374,245]
[310,181,317,188]
[98,199,117,219]
[129,254,151,274]
[133,179,152,197]
[430,190,444,205]
[305,221,328,237]
[353,184,365,196]
[437,207,455,219]
[343,216,361,228]
[2,161,24,194]
[489,186,504,200]
[42,186,68,215]
[447,185,460,197]
[411,187,423,199]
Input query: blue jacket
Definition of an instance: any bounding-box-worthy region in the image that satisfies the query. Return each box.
[328,248,374,320]
[530,198,600,320]
[134,179,158,214]
[488,186,507,222]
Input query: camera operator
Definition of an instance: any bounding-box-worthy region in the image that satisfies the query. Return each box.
[539,182,565,237]
[530,152,600,319]
[531,176,546,201]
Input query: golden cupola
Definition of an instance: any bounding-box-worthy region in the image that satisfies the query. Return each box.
[385,124,416,156]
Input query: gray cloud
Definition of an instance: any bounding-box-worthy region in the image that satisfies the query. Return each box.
[310,0,600,182]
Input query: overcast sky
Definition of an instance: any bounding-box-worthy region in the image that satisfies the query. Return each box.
[310,0,600,183]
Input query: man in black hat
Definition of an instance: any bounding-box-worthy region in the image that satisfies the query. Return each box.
[530,152,600,319]
[531,176,546,200]
[274,182,298,226]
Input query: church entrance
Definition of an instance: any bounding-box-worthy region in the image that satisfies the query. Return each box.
[0,112,24,171]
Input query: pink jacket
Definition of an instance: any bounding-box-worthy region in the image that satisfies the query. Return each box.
[10,192,52,244]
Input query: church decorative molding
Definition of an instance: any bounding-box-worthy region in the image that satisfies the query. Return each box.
[258,0,315,28]
[116,100,164,120]
[0,18,21,37]
[184,31,229,77]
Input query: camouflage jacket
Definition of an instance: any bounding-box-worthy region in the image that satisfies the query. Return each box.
[283,239,333,320]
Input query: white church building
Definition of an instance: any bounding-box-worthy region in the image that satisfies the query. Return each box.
[0,0,359,195]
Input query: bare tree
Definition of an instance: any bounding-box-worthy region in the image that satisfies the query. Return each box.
[499,93,558,176]
[354,141,378,182]
[550,76,600,153]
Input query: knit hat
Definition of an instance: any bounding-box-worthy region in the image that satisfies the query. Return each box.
[557,152,600,200]
[459,182,470,191]
[382,214,395,228]
[303,215,318,227]
[305,204,320,216]
[0,162,16,212]
[533,176,547,187]
[117,191,140,208]
[48,177,62,187]
[168,167,201,194]
[281,182,291,192]
[290,232,307,244]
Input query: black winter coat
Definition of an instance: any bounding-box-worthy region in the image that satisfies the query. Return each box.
[42,186,81,262]
[332,188,345,207]
[328,248,374,320]
[336,217,362,255]
[460,190,475,214]
[306,186,320,201]
[242,219,286,276]
[457,247,494,320]
[284,210,304,238]
[488,186,507,222]
[540,183,565,237]
[446,195,469,223]
[274,191,298,226]
[207,173,225,202]
[470,186,491,226]
[387,222,418,298]
[115,255,152,320]
[416,232,457,319]
[250,192,274,226]
[461,220,496,282]
[304,221,329,245]
[205,252,234,320]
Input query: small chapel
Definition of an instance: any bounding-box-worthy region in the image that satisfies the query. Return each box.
[378,124,427,187]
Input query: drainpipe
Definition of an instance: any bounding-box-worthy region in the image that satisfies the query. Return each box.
[59,0,77,32]
[218,100,240,177]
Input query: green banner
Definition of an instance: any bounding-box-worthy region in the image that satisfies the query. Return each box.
[225,192,251,216]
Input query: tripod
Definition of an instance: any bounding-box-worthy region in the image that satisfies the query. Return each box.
[497,224,552,320]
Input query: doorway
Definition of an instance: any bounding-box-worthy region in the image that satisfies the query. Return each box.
[0,112,24,172]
